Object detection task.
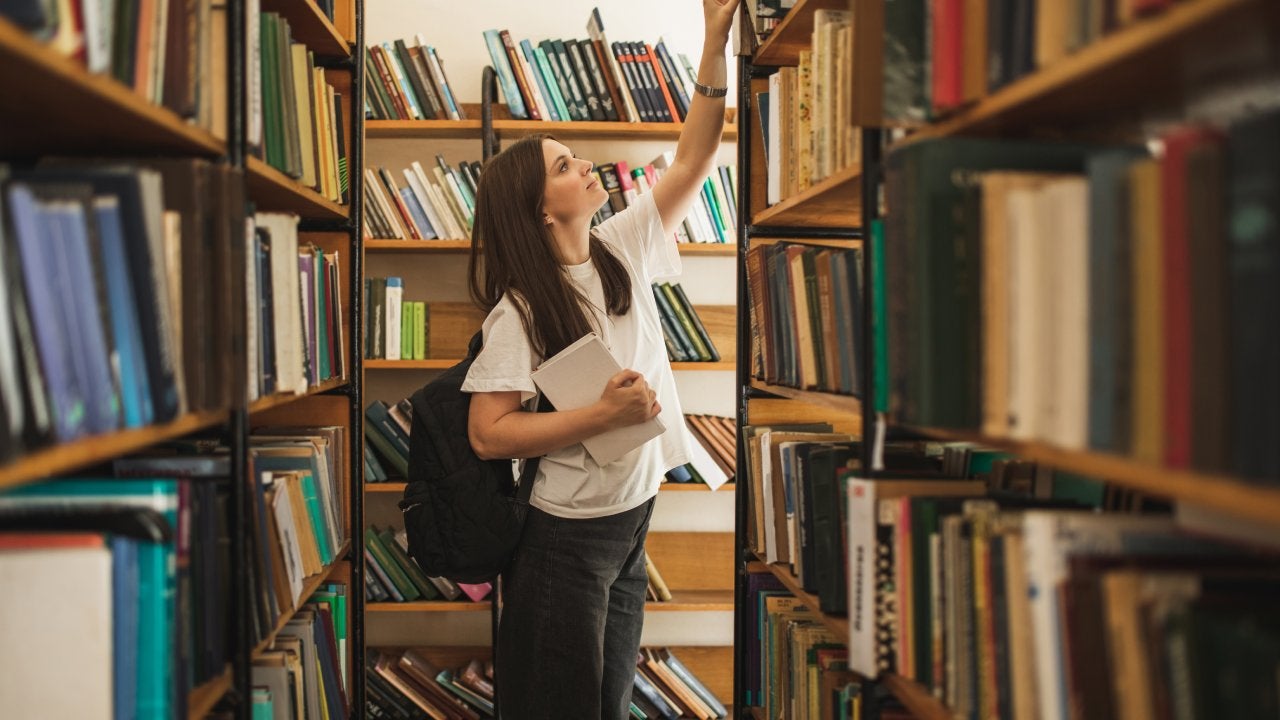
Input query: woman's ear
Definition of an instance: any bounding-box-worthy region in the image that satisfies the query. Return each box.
[544,215,553,225]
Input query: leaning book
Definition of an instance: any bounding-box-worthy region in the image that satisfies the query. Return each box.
[530,332,664,465]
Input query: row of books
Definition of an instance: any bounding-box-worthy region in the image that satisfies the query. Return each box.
[366,649,494,720]
[0,160,245,461]
[252,586,350,720]
[747,574,864,720]
[246,426,351,646]
[760,9,859,207]
[739,0,792,46]
[364,399,410,480]
[0,467,235,719]
[885,0,1198,122]
[364,157,479,241]
[364,37,465,121]
[363,524,491,604]
[363,276,428,361]
[252,11,350,204]
[595,155,738,246]
[631,648,729,720]
[653,281,721,364]
[882,109,1280,480]
[745,242,864,395]
[1,0,226,134]
[664,413,737,491]
[484,9,699,125]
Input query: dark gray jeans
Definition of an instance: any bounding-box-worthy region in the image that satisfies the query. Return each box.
[496,497,655,720]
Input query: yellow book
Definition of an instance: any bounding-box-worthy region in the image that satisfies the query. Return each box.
[1129,158,1164,463]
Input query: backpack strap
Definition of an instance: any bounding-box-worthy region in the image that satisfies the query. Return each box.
[514,393,554,503]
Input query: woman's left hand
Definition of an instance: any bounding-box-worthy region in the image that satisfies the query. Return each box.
[703,0,738,46]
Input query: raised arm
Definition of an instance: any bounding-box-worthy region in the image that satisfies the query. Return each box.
[651,0,738,237]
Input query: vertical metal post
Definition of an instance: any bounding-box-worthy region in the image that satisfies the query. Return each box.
[732,53,752,719]
[860,128,881,475]
[347,0,367,712]
[227,0,248,712]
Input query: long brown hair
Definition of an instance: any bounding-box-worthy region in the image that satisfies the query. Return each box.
[468,134,632,359]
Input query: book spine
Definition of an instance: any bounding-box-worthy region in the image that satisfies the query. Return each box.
[482,29,527,119]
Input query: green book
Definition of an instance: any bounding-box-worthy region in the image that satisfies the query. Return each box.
[260,14,282,170]
[378,527,440,600]
[299,472,333,565]
[413,302,426,360]
[670,282,720,362]
[363,527,420,601]
[871,219,888,412]
[659,283,711,360]
[252,689,273,720]
[363,422,407,476]
[400,299,413,360]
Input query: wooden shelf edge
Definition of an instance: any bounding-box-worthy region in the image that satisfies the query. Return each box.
[671,361,736,371]
[253,539,352,658]
[751,163,862,228]
[749,379,863,415]
[248,377,350,416]
[260,0,350,59]
[188,664,234,720]
[747,553,849,640]
[752,0,847,66]
[899,424,1280,526]
[363,239,736,256]
[0,409,229,491]
[363,360,454,370]
[891,0,1270,148]
[365,118,737,141]
[246,156,350,220]
[881,674,955,720]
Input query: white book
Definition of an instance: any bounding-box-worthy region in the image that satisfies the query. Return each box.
[385,277,402,361]
[530,332,665,466]
[270,474,307,603]
[245,217,260,401]
[1046,178,1090,449]
[766,72,782,205]
[685,429,729,491]
[257,212,306,394]
[402,167,443,240]
[410,162,461,240]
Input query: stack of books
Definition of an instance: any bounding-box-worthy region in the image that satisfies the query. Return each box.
[653,282,720,364]
[631,648,729,720]
[366,649,494,719]
[364,156,478,240]
[594,153,737,245]
[362,278,428,361]
[363,399,409,480]
[364,37,465,121]
[252,587,351,719]
[363,524,491,604]
[666,413,736,491]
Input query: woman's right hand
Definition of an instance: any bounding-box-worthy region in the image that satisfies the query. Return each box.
[599,369,661,429]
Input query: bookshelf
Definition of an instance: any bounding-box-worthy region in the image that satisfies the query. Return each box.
[0,0,367,711]
[735,0,1280,718]
[365,481,737,494]
[363,237,738,254]
[367,104,739,141]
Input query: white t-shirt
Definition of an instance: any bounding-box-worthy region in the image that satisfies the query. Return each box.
[461,192,693,519]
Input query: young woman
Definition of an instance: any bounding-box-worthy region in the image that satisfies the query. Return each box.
[460,1,738,717]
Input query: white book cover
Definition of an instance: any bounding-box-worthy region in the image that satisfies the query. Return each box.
[257,212,306,394]
[530,332,664,466]
[767,72,782,205]
[270,475,307,604]
[384,277,402,361]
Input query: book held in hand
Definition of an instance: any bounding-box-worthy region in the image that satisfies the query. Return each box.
[530,332,665,465]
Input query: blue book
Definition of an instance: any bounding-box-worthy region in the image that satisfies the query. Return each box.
[398,186,435,239]
[520,39,559,121]
[382,41,424,119]
[93,197,154,427]
[662,649,728,718]
[632,668,680,719]
[6,185,85,441]
[533,45,571,122]
[482,30,528,119]
[427,47,463,120]
[49,197,121,435]
[109,535,140,720]
[0,477,179,719]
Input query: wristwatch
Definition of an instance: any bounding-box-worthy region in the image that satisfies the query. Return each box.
[692,80,729,98]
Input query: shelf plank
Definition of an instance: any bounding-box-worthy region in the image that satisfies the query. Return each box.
[748,556,849,640]
[363,239,738,256]
[253,540,351,658]
[188,663,233,720]
[895,0,1279,146]
[246,156,350,220]
[367,109,738,142]
[752,0,850,66]
[260,0,350,58]
[752,163,862,229]
[881,674,954,720]
[362,359,734,372]
[750,379,863,417]
[0,409,229,492]
[248,377,350,416]
[365,591,732,613]
[365,481,735,494]
[366,601,492,612]
[902,424,1280,526]
[0,18,225,157]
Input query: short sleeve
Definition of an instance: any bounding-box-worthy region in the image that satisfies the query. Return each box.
[595,190,681,281]
[461,297,539,404]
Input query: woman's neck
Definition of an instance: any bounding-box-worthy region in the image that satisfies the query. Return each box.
[550,220,592,265]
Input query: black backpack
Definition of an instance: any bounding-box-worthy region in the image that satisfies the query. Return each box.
[397,331,549,584]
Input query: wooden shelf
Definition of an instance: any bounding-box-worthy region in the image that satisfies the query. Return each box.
[188,664,233,720]
[260,0,350,59]
[752,0,850,66]
[366,601,492,612]
[752,163,861,229]
[246,156,349,220]
[367,107,738,142]
[749,379,862,416]
[362,359,455,370]
[363,239,738,256]
[248,377,350,416]
[365,482,735,494]
[894,0,1279,147]
[0,18,225,157]
[252,540,351,658]
[0,409,229,492]
[900,424,1280,526]
[881,674,954,720]
[747,557,848,640]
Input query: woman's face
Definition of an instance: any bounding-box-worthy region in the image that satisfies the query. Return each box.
[540,139,609,226]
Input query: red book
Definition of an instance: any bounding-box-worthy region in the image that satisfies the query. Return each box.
[644,42,681,123]
[1160,126,1225,468]
[1133,0,1172,15]
[931,0,964,113]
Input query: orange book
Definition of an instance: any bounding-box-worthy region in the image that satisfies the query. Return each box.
[644,43,680,123]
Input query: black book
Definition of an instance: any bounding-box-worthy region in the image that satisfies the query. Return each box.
[629,42,672,123]
[613,41,655,123]
[565,39,605,121]
[574,38,618,121]
[393,40,436,120]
